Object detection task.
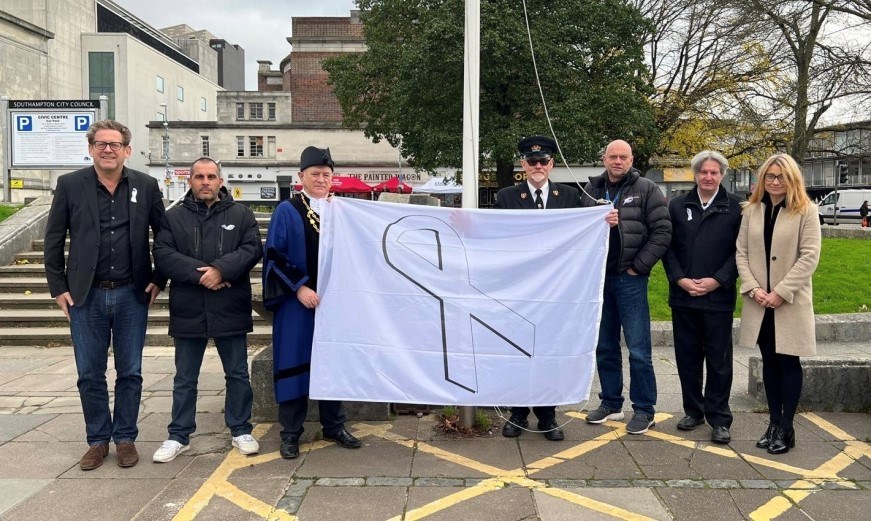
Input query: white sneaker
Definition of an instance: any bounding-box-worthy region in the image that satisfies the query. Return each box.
[152,440,189,463]
[232,434,260,455]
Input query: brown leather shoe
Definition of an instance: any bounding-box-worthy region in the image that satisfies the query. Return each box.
[80,444,109,470]
[116,442,139,468]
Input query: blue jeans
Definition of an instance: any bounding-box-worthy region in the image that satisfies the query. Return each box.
[596,272,657,415]
[69,285,148,445]
[168,334,253,445]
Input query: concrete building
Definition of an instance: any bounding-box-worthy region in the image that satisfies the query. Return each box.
[0,0,222,202]
[145,91,413,203]
[161,24,245,91]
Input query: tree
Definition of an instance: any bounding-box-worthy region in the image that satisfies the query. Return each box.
[740,0,871,163]
[324,0,657,189]
[630,0,780,167]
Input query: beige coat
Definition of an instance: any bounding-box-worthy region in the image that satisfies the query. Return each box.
[735,202,821,356]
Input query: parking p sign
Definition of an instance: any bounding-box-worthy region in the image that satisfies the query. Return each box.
[7,100,100,168]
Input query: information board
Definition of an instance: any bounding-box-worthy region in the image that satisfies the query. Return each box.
[7,100,99,169]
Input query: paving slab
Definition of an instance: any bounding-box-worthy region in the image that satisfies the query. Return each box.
[0,441,80,478]
[0,413,53,442]
[657,487,755,520]
[296,486,407,521]
[520,438,645,480]
[2,478,170,521]
[406,486,536,521]
[0,479,53,517]
[130,475,209,521]
[742,441,847,480]
[411,438,524,478]
[0,372,78,392]
[798,489,871,519]
[296,439,413,478]
[727,489,808,520]
[536,486,671,521]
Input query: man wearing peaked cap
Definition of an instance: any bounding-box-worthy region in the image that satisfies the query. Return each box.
[262,145,362,459]
[493,135,579,211]
[492,135,581,441]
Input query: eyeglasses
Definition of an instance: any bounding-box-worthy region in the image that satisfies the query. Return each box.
[764,173,785,183]
[92,141,125,151]
[525,158,551,167]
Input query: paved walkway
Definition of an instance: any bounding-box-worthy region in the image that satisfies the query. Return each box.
[0,342,869,520]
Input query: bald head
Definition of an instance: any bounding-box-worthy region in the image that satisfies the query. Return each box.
[603,140,634,182]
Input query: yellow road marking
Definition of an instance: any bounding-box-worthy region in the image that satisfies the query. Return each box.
[802,412,856,441]
[390,480,505,521]
[749,495,798,521]
[540,487,659,521]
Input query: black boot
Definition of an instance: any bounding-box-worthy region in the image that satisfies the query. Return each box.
[756,423,776,449]
[767,426,795,455]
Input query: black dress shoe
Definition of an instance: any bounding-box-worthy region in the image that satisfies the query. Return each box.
[711,425,731,444]
[767,426,795,455]
[501,415,528,438]
[756,423,776,449]
[324,428,362,448]
[676,416,705,431]
[539,420,565,441]
[280,439,299,459]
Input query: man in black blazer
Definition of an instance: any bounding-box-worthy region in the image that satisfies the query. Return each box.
[44,120,166,470]
[493,135,580,441]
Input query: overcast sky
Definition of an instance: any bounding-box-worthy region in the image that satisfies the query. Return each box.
[114,0,358,90]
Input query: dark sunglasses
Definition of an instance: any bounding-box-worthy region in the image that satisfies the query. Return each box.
[525,157,551,166]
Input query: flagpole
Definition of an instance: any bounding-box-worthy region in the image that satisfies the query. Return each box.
[459,0,480,428]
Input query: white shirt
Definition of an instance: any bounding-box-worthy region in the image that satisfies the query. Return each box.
[302,190,327,215]
[699,187,720,211]
[527,181,549,209]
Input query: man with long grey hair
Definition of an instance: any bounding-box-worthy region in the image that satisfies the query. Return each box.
[662,150,742,444]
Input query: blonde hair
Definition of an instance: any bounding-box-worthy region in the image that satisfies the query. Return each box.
[745,153,812,214]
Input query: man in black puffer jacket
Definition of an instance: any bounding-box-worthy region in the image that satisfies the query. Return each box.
[581,140,671,435]
[152,157,263,463]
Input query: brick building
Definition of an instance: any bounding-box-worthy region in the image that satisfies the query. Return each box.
[257,10,365,123]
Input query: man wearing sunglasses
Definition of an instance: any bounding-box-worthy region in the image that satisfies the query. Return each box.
[494,135,580,441]
[44,120,166,470]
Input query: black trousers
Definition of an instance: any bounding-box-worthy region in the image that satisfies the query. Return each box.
[757,310,803,431]
[672,308,734,428]
[278,395,346,442]
[509,406,556,427]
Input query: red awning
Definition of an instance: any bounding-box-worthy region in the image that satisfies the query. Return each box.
[293,176,374,193]
[373,176,414,193]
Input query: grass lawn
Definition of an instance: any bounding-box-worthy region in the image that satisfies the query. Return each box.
[0,205,21,224]
[647,237,871,321]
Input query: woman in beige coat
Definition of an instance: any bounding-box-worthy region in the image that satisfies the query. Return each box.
[736,153,821,455]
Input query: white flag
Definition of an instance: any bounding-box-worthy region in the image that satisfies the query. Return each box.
[311,197,610,406]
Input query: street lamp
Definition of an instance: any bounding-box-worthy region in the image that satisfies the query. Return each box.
[160,103,171,194]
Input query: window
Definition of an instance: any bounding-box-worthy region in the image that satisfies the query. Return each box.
[88,52,115,119]
[249,103,263,120]
[236,136,245,157]
[200,97,207,112]
[267,136,276,158]
[201,136,210,157]
[267,102,276,121]
[156,75,164,93]
[249,136,264,157]
[177,85,184,101]
[236,102,245,120]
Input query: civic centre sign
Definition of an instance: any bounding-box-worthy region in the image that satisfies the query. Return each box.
[6,100,100,169]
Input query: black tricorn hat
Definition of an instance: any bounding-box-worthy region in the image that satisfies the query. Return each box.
[300,146,335,171]
[517,135,557,158]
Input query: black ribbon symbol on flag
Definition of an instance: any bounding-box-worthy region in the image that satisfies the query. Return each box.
[382,215,535,393]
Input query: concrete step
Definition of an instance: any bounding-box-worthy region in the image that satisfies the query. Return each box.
[0,325,273,347]
[0,292,170,309]
[0,263,263,278]
[30,237,268,252]
[0,308,266,327]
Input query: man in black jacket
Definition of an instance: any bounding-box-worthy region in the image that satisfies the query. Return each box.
[152,157,263,463]
[582,140,672,434]
[662,150,742,444]
[494,135,579,441]
[44,120,165,470]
